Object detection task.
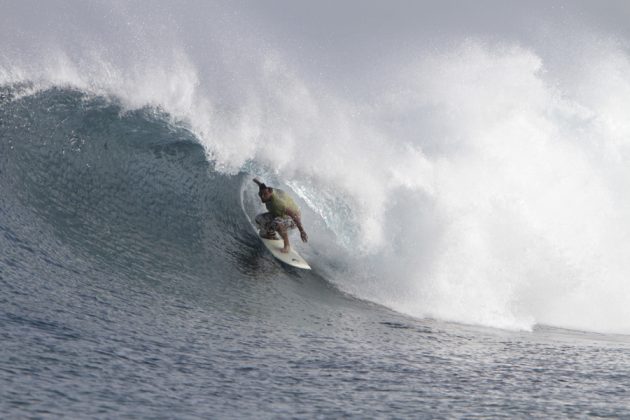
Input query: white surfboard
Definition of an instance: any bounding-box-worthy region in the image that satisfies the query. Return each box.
[258,235,311,270]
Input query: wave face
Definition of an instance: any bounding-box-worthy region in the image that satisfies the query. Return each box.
[2,1,630,335]
[1,86,250,285]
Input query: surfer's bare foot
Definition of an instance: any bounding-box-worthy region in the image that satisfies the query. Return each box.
[280,246,290,253]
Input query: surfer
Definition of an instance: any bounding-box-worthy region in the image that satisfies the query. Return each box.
[253,178,308,253]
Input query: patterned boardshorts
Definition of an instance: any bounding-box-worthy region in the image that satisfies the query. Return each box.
[255,212,296,237]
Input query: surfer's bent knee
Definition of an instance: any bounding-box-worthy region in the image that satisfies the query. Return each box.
[255,212,272,226]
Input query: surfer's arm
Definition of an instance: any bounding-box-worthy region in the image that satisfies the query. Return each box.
[285,208,308,243]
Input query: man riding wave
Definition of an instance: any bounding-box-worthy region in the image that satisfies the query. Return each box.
[253,178,308,253]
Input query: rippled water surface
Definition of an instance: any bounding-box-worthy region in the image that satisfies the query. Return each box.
[2,85,630,419]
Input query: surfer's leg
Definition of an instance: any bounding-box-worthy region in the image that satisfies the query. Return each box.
[270,216,295,230]
[271,216,295,253]
[255,213,278,239]
[270,216,296,232]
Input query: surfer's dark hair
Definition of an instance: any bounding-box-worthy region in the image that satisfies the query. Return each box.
[258,183,271,196]
[253,178,272,196]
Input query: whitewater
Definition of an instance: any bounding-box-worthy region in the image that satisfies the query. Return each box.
[2,1,630,417]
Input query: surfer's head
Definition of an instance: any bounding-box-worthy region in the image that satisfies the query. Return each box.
[259,185,273,202]
[254,178,273,202]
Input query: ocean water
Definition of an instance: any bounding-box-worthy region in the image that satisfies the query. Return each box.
[2,1,630,418]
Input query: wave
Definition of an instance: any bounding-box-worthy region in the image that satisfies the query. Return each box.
[2,2,630,335]
[1,88,221,272]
